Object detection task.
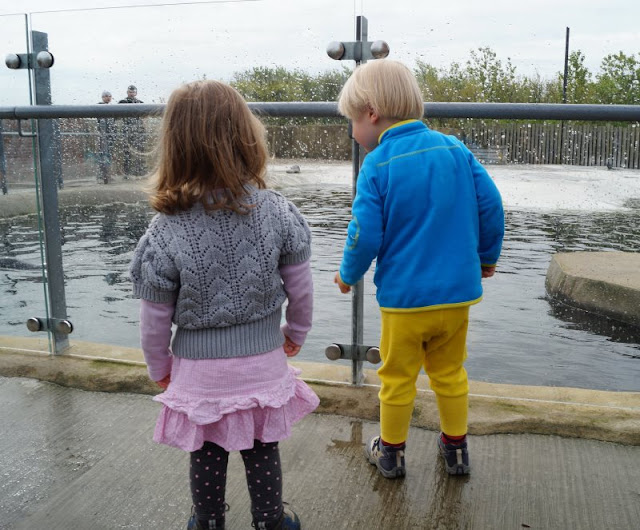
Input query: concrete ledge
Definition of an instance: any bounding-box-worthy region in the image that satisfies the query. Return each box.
[0,180,148,218]
[1,336,639,446]
[546,251,640,327]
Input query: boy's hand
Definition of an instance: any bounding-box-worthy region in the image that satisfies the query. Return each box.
[334,272,351,293]
[481,265,496,278]
[156,374,171,389]
[283,335,301,357]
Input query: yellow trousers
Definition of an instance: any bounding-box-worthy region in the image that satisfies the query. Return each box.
[378,306,470,444]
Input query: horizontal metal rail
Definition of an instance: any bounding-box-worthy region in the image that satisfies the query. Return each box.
[424,102,640,121]
[0,102,639,121]
[1,131,106,137]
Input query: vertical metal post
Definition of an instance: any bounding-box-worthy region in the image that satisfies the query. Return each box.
[351,138,365,385]
[32,30,69,353]
[0,120,7,195]
[326,16,389,384]
[562,27,570,104]
[350,16,367,386]
[560,27,570,164]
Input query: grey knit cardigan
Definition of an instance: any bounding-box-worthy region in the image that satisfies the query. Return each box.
[129,188,311,359]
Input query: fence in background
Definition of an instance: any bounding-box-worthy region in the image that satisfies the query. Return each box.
[463,121,640,167]
[3,118,640,185]
[0,118,640,187]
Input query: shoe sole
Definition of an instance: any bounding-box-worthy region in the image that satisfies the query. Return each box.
[444,462,470,475]
[438,442,471,475]
[364,446,406,479]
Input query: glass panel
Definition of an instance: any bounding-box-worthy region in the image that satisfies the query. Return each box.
[25,2,355,360]
[0,13,32,106]
[32,3,352,105]
[6,4,637,391]
[0,14,51,354]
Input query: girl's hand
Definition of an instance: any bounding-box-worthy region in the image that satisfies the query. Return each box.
[481,265,496,278]
[156,374,171,389]
[334,272,351,293]
[283,336,301,357]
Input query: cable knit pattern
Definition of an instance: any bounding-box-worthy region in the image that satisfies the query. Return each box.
[129,188,311,359]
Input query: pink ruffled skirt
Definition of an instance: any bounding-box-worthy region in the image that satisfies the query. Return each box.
[152,349,319,452]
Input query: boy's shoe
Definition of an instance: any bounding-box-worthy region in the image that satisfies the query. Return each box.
[437,434,470,475]
[254,504,301,530]
[365,435,406,478]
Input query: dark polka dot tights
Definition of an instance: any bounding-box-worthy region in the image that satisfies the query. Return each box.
[190,440,283,529]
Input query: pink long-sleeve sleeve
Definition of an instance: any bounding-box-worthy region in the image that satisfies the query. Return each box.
[279,259,313,346]
[139,299,174,381]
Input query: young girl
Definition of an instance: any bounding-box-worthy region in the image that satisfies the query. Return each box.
[129,80,319,530]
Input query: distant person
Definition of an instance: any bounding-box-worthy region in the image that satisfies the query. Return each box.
[129,80,318,530]
[118,85,145,177]
[96,90,116,183]
[334,60,504,478]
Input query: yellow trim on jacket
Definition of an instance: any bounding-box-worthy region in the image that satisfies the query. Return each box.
[380,296,483,313]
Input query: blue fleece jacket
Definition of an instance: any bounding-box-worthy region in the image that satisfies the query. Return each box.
[339,120,504,311]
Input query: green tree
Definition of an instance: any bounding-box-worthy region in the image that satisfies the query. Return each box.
[519,73,559,103]
[230,66,351,102]
[594,51,640,104]
[414,60,440,101]
[465,47,518,102]
[231,66,307,102]
[302,68,352,101]
[415,59,483,103]
[230,66,351,124]
[558,50,593,103]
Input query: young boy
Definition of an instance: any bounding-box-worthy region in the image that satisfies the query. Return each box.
[334,60,504,478]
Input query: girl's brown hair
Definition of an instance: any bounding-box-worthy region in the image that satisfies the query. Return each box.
[148,80,268,214]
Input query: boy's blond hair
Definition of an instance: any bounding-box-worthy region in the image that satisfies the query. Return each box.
[148,80,268,215]
[337,59,424,121]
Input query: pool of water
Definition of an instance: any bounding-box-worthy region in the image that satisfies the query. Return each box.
[1,162,640,391]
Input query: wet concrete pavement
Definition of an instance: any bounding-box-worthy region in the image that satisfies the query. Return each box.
[1,375,640,530]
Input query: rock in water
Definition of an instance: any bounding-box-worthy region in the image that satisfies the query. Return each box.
[0,258,41,270]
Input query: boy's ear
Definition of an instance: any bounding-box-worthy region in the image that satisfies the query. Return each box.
[367,105,380,123]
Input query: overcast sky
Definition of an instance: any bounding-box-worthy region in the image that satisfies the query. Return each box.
[1,0,638,105]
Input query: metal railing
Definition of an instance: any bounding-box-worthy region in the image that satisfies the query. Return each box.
[2,101,640,121]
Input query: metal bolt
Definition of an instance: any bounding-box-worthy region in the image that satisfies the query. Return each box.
[365,346,381,364]
[370,40,390,59]
[326,41,345,60]
[5,53,21,69]
[36,51,54,68]
[325,344,343,361]
[55,319,73,334]
[26,317,42,332]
